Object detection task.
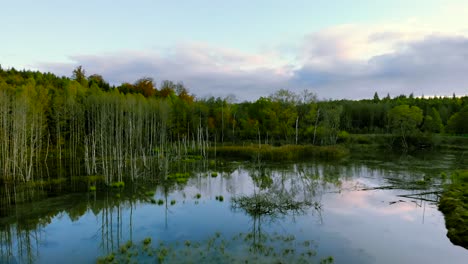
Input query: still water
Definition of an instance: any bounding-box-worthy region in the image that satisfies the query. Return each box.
[1,151,467,263]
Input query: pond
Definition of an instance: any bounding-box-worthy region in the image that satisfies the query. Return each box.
[1,150,467,263]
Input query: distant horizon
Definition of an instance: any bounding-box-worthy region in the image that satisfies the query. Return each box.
[3,1,468,100]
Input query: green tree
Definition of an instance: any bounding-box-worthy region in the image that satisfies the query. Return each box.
[388,105,423,148]
[446,106,468,134]
[422,107,443,133]
[72,65,87,86]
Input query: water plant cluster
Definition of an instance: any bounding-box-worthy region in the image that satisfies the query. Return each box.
[167,172,191,184]
[96,232,334,264]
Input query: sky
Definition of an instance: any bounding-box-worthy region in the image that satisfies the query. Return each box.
[2,0,468,101]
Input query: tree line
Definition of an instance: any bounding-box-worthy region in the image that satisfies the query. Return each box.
[0,66,467,183]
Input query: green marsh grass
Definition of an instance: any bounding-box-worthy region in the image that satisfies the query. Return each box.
[209,144,348,161]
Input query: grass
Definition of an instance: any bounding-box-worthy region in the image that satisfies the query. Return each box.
[438,170,468,249]
[208,144,349,161]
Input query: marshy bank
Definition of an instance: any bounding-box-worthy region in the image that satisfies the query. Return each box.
[207,144,349,161]
[439,170,468,249]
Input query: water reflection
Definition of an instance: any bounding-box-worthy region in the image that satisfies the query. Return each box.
[0,150,467,263]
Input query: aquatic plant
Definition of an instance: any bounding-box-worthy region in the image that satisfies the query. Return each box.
[110,181,125,188]
[211,172,218,177]
[145,191,155,197]
[157,199,164,205]
[96,232,333,263]
[143,237,152,245]
[170,200,176,205]
[88,185,96,192]
[195,193,201,199]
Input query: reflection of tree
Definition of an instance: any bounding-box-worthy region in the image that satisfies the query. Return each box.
[232,161,323,255]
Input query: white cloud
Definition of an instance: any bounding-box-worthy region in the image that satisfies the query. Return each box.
[37,23,468,101]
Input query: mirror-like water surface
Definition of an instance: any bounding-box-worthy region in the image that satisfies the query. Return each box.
[1,151,467,263]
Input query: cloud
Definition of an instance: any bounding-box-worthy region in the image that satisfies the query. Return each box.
[293,34,468,98]
[37,25,468,101]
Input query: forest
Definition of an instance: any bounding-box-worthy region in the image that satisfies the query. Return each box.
[0,66,467,186]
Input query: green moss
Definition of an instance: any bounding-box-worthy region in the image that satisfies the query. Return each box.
[439,170,468,249]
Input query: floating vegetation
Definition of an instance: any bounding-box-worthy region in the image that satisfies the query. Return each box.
[143,237,152,245]
[150,198,156,204]
[157,199,164,205]
[195,193,201,199]
[215,195,224,202]
[439,170,468,249]
[232,193,313,217]
[145,191,155,197]
[168,172,191,184]
[170,200,176,205]
[110,181,125,188]
[211,172,218,177]
[96,232,333,264]
[88,185,96,192]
